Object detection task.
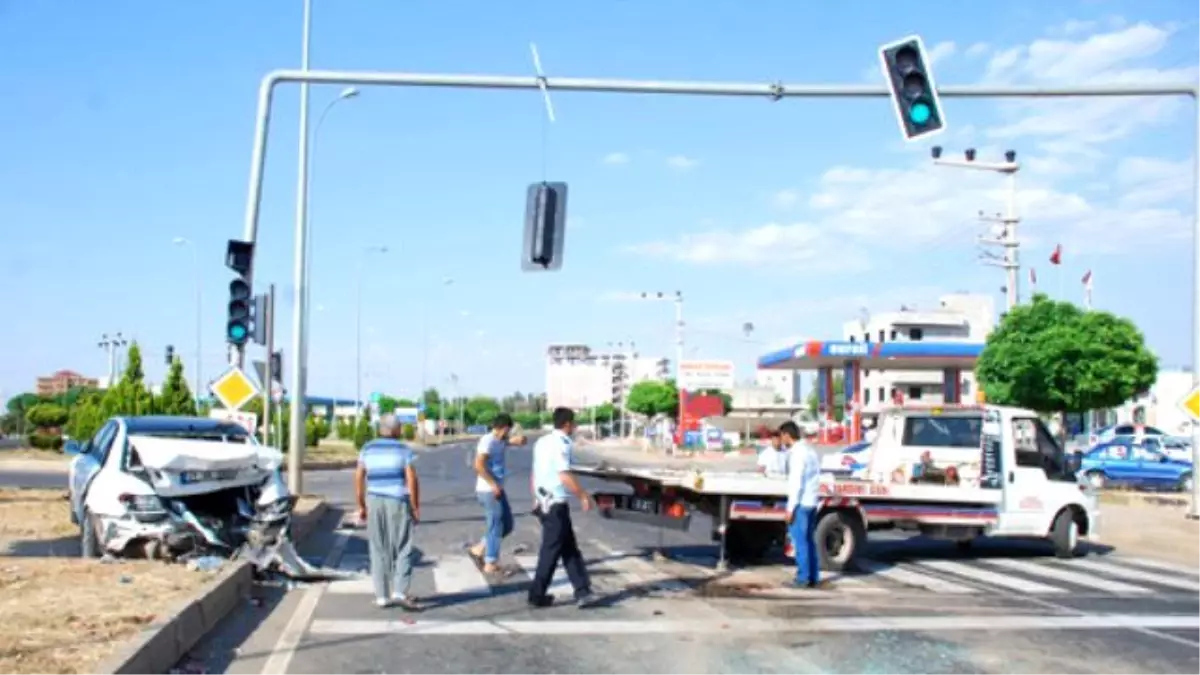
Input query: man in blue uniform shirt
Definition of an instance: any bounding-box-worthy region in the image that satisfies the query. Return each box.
[781,420,822,588]
[527,407,598,609]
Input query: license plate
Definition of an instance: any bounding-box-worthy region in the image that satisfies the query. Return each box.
[180,469,240,484]
[628,497,659,514]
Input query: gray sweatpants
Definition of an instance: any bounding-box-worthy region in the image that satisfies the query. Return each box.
[366,493,415,600]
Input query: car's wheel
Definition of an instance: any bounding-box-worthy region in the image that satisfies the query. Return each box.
[1050,508,1085,559]
[1085,470,1106,490]
[80,507,101,559]
[1180,472,1193,494]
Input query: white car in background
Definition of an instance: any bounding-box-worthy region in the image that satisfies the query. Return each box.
[819,440,872,477]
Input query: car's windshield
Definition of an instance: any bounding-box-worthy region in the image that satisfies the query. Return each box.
[901,414,982,448]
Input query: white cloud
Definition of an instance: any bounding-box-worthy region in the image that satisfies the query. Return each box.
[602,152,630,165]
[624,221,869,272]
[927,41,957,65]
[666,155,700,170]
[772,188,800,209]
[596,290,646,302]
[965,42,991,58]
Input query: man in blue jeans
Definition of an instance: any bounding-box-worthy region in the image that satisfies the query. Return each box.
[468,413,525,575]
[780,421,822,588]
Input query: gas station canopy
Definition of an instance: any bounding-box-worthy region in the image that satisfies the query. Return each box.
[757,340,985,371]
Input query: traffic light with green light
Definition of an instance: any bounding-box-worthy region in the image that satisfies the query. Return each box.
[225,239,256,347]
[879,35,946,141]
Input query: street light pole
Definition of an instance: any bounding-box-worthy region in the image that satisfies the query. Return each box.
[355,245,388,428]
[172,237,202,399]
[933,147,1021,311]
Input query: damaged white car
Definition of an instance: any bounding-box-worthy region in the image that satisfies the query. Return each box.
[67,415,298,565]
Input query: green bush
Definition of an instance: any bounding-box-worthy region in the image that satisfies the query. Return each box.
[402,423,416,441]
[336,418,354,439]
[353,416,375,449]
[28,432,63,450]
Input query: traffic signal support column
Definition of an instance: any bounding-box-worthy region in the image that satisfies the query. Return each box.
[942,367,962,404]
[817,366,834,444]
[844,360,862,443]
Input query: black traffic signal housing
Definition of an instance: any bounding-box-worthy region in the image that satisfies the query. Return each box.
[225,239,255,346]
[522,182,568,271]
[165,344,175,365]
[879,35,946,141]
[270,351,282,382]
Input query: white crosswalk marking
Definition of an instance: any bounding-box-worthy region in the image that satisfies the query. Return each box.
[432,555,493,597]
[1115,556,1200,577]
[515,555,570,592]
[821,573,889,594]
[856,560,980,594]
[599,552,691,593]
[982,558,1153,594]
[1054,557,1200,592]
[911,559,1068,594]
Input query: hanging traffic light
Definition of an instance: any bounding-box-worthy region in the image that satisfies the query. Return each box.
[165,345,175,365]
[879,35,946,141]
[522,182,568,271]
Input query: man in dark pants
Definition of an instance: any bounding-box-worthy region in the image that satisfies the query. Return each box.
[527,407,598,609]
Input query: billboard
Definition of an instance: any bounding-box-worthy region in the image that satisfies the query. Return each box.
[678,359,735,392]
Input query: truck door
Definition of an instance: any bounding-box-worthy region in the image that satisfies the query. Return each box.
[994,416,1054,536]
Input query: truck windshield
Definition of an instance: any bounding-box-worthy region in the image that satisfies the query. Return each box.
[901,414,982,448]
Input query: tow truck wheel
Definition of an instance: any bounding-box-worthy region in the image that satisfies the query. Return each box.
[1050,508,1085,559]
[80,508,100,559]
[814,509,866,572]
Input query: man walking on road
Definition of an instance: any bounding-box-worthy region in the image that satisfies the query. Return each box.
[468,413,526,575]
[528,407,598,609]
[780,421,822,589]
[355,414,422,611]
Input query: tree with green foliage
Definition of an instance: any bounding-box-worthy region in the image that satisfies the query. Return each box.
[464,396,502,427]
[805,374,846,423]
[100,342,156,418]
[626,380,680,419]
[352,415,375,449]
[66,401,105,443]
[25,402,69,449]
[158,357,197,416]
[976,294,1157,425]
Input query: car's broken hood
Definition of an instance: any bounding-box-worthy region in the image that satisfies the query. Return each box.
[128,435,283,473]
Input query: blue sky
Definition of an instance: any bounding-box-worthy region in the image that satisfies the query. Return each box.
[0,0,1196,401]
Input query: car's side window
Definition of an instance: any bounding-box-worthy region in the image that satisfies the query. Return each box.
[92,422,118,466]
[1131,445,1162,463]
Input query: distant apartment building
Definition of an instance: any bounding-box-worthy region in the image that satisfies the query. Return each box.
[544,343,670,410]
[841,293,995,414]
[36,370,99,397]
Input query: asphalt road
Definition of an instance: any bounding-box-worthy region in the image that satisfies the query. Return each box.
[177,437,1199,674]
[0,468,65,489]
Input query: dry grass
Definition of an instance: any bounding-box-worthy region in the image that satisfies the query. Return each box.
[0,489,326,674]
[0,448,69,462]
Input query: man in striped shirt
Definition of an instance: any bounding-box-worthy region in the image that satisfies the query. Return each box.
[355,414,422,610]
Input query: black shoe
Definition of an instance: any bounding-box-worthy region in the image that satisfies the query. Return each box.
[527,595,554,608]
[575,591,599,609]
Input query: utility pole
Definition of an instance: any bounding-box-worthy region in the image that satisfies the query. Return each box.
[638,291,685,445]
[932,147,1021,311]
[98,332,128,384]
[263,284,276,450]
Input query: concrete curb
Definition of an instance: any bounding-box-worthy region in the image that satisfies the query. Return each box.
[99,500,330,674]
[1098,491,1191,510]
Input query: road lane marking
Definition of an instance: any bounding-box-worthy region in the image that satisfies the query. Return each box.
[305,613,1200,636]
[515,555,570,592]
[983,558,1153,594]
[1054,558,1200,592]
[261,531,351,674]
[912,559,1067,594]
[432,554,493,597]
[1115,556,1200,577]
[856,560,979,594]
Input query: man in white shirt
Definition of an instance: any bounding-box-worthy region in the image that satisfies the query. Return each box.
[527,407,598,609]
[467,413,526,575]
[756,430,789,476]
[781,421,822,588]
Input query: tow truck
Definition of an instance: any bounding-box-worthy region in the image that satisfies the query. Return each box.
[575,404,1099,571]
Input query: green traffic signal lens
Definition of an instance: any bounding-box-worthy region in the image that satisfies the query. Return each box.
[228,324,248,342]
[909,101,932,125]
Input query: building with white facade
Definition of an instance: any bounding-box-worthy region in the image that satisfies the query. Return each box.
[544,343,670,409]
[841,293,995,414]
[754,368,803,405]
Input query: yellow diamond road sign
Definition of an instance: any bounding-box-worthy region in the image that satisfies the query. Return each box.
[1179,386,1200,424]
[209,366,260,412]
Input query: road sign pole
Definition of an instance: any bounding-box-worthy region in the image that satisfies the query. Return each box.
[235,68,1198,508]
[264,283,275,452]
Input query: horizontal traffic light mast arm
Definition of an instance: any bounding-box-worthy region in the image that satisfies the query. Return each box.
[240,68,1198,244]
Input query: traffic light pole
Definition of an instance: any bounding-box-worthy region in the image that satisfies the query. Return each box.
[263,283,275,462]
[234,67,1199,519]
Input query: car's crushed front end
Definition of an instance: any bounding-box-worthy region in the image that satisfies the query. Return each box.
[87,434,312,575]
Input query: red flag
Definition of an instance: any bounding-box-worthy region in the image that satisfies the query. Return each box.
[1082,269,1092,289]
[1049,244,1062,265]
